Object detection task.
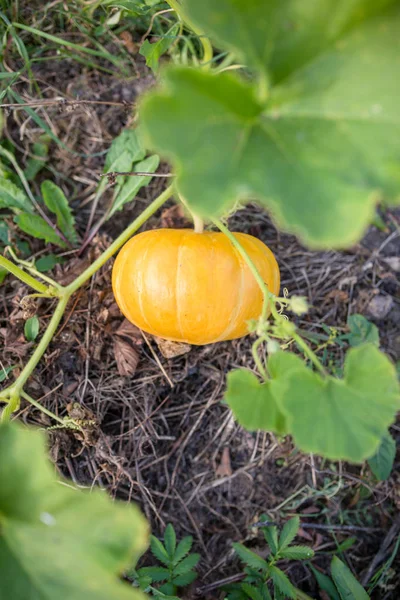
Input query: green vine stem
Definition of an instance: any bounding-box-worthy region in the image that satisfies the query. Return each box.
[0,255,49,295]
[20,391,82,431]
[213,218,277,321]
[165,0,213,67]
[0,185,174,422]
[213,217,327,378]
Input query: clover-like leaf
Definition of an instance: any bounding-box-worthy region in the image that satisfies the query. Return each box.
[275,345,400,462]
[141,2,400,248]
[225,369,286,434]
[140,22,180,74]
[0,422,148,600]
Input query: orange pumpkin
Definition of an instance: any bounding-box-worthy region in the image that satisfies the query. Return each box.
[112,229,280,345]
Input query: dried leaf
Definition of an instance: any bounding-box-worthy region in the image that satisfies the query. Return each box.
[115,319,143,346]
[216,447,232,477]
[383,256,400,272]
[113,338,139,376]
[154,336,191,358]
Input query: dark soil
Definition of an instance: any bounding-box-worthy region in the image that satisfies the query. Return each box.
[1,46,400,600]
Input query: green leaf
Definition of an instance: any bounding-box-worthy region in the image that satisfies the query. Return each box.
[232,543,268,572]
[109,155,160,218]
[41,180,78,245]
[140,22,180,74]
[172,552,200,576]
[278,517,299,551]
[309,565,340,600]
[0,422,149,600]
[278,546,314,560]
[331,557,370,600]
[347,315,380,348]
[35,253,63,273]
[0,365,16,383]
[142,1,400,249]
[150,535,171,566]
[335,537,357,554]
[241,583,264,600]
[274,345,400,461]
[0,178,33,213]
[0,266,7,285]
[137,566,170,582]
[0,221,9,244]
[262,524,279,556]
[14,213,66,248]
[24,316,39,342]
[105,129,146,172]
[269,566,296,599]
[173,535,193,565]
[24,136,50,181]
[172,570,198,586]
[367,431,396,481]
[225,369,287,435]
[164,523,176,558]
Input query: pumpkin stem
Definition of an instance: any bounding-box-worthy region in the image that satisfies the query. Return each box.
[193,215,204,234]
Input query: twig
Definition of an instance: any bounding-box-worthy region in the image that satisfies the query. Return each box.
[101,171,175,184]
[252,520,381,533]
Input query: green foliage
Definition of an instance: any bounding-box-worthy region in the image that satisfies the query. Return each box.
[0,178,33,213]
[24,136,50,181]
[345,315,380,348]
[226,345,400,462]
[14,213,67,248]
[225,517,313,600]
[131,524,199,597]
[367,430,396,481]
[142,1,400,249]
[331,557,370,600]
[0,422,148,600]
[140,22,180,74]
[35,253,64,273]
[41,180,78,245]
[24,315,39,341]
[309,565,341,600]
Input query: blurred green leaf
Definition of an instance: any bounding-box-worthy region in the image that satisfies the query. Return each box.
[0,178,33,213]
[269,566,296,599]
[310,565,340,600]
[232,543,268,572]
[331,557,370,600]
[347,315,380,347]
[0,221,9,245]
[35,254,63,273]
[367,430,396,481]
[278,546,314,560]
[0,365,16,383]
[142,2,400,248]
[0,267,7,285]
[41,180,78,244]
[109,155,159,218]
[14,213,66,248]
[140,22,180,74]
[150,535,170,566]
[105,129,145,172]
[24,316,39,342]
[24,137,50,181]
[0,422,149,600]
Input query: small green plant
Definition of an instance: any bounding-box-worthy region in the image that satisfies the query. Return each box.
[129,523,200,598]
[223,516,314,600]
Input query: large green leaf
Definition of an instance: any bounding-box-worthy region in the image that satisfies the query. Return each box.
[14,213,66,248]
[0,422,148,600]
[141,2,400,248]
[41,180,78,245]
[275,345,400,461]
[225,369,287,434]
